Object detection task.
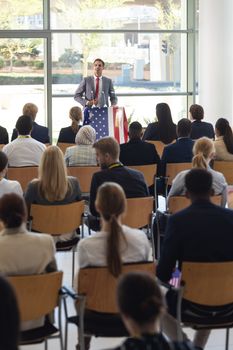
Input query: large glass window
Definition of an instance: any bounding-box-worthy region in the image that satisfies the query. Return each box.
[0,0,198,142]
[50,0,186,30]
[52,32,187,95]
[0,1,43,30]
[0,37,46,137]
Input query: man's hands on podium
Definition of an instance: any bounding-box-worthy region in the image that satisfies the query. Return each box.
[86,99,98,107]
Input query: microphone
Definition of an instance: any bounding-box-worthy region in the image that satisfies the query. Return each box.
[102,91,107,107]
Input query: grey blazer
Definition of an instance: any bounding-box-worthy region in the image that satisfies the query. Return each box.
[74,75,117,107]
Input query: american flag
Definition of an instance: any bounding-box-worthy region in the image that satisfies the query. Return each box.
[83,107,128,143]
[169,268,181,288]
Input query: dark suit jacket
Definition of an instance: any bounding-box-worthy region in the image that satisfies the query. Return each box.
[142,122,177,144]
[12,122,50,144]
[89,164,149,216]
[160,138,194,176]
[119,139,160,166]
[57,125,81,144]
[190,120,215,139]
[74,75,117,107]
[0,126,9,144]
[157,200,233,283]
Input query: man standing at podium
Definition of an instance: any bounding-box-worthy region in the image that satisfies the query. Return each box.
[74,58,118,108]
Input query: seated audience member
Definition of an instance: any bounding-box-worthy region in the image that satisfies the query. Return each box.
[89,137,149,230]
[25,145,82,241]
[161,118,194,176]
[0,193,57,330]
[0,151,23,197]
[168,137,227,206]
[12,103,50,144]
[214,118,233,161]
[77,182,150,350]
[189,104,215,140]
[64,125,97,166]
[142,103,177,144]
[0,275,20,350]
[58,106,82,144]
[114,272,194,350]
[2,115,46,167]
[120,121,160,166]
[0,125,9,144]
[157,168,233,350]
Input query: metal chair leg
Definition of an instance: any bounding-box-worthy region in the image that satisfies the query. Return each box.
[225,328,229,350]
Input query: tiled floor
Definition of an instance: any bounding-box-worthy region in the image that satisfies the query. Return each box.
[20,197,233,349]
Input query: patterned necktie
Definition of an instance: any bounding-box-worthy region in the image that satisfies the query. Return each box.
[95,77,99,99]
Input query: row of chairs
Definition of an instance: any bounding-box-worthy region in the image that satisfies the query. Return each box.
[8,260,233,350]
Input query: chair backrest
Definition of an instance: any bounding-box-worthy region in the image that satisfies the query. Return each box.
[78,262,156,313]
[8,271,63,321]
[168,195,222,213]
[128,164,157,187]
[57,142,75,154]
[7,167,38,192]
[30,201,85,234]
[181,262,233,306]
[67,166,100,193]
[122,196,154,228]
[0,144,5,150]
[213,161,233,185]
[146,140,175,157]
[166,163,192,186]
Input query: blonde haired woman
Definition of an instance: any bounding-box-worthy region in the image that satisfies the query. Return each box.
[78,182,150,275]
[168,137,227,206]
[58,106,82,144]
[25,146,82,240]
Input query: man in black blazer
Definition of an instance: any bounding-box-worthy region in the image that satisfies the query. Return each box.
[0,126,9,144]
[11,103,50,144]
[89,137,149,229]
[157,169,233,349]
[120,121,160,166]
[160,118,194,176]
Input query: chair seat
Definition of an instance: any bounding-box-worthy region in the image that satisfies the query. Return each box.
[20,322,59,344]
[68,310,129,337]
[182,300,233,326]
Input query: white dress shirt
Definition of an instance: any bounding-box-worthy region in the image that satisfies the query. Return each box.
[2,136,46,167]
[78,225,150,268]
[0,177,23,197]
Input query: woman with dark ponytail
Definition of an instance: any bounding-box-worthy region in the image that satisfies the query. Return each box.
[113,272,194,350]
[78,182,150,277]
[214,118,233,161]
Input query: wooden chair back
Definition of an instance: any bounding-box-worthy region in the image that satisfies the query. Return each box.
[146,140,175,157]
[181,262,233,306]
[166,163,192,186]
[128,164,157,187]
[168,195,222,214]
[0,144,5,150]
[213,161,233,185]
[67,166,100,193]
[78,262,156,313]
[8,271,63,321]
[30,201,85,234]
[122,196,154,228]
[57,142,75,154]
[7,167,38,192]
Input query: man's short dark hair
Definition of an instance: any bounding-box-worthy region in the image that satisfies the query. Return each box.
[129,121,142,139]
[185,168,212,196]
[93,58,105,67]
[0,152,8,172]
[15,115,33,135]
[93,136,119,160]
[177,118,192,138]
